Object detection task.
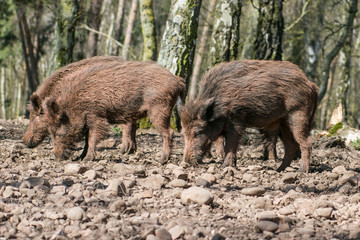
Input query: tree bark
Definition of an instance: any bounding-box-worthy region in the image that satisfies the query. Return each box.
[0,67,5,119]
[317,0,357,103]
[16,6,39,96]
[189,0,217,99]
[158,0,202,130]
[122,0,139,60]
[253,0,284,60]
[208,0,242,67]
[113,0,125,55]
[86,0,103,58]
[50,0,80,72]
[140,0,157,61]
[158,0,202,85]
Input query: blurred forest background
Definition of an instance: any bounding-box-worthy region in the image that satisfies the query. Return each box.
[0,0,359,130]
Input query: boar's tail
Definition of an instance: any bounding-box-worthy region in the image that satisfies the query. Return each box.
[175,96,185,132]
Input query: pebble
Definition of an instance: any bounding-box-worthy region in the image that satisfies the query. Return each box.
[254,221,279,232]
[281,172,297,184]
[332,165,347,174]
[201,173,216,184]
[67,207,87,221]
[195,177,210,187]
[241,187,265,196]
[64,163,87,175]
[169,179,188,188]
[256,211,280,223]
[83,170,100,180]
[168,225,185,239]
[155,228,172,240]
[181,186,214,205]
[279,205,296,215]
[315,207,333,218]
[140,175,165,189]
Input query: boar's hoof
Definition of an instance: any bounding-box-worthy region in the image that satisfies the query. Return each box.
[298,164,309,173]
[119,144,136,155]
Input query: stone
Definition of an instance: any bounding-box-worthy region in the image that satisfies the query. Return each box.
[154,227,172,240]
[281,173,297,184]
[241,187,265,196]
[332,166,347,174]
[168,225,185,239]
[84,170,100,180]
[169,179,188,188]
[64,164,87,175]
[67,207,87,221]
[2,187,14,198]
[201,173,216,184]
[109,199,127,212]
[314,207,333,219]
[195,177,210,187]
[181,186,214,205]
[256,211,280,223]
[279,205,296,215]
[140,175,165,189]
[173,168,188,181]
[254,221,279,233]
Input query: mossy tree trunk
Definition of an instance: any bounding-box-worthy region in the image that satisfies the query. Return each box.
[158,0,202,86]
[50,0,80,72]
[112,0,125,55]
[140,0,157,61]
[207,0,242,67]
[253,0,284,60]
[158,0,202,130]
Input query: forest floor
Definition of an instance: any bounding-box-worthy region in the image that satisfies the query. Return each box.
[0,118,360,240]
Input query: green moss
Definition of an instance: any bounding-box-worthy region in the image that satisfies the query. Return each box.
[327,122,343,137]
[351,138,360,150]
[111,126,122,136]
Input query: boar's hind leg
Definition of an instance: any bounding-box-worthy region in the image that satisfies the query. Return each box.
[288,112,313,173]
[78,130,89,160]
[261,129,278,161]
[221,125,241,168]
[119,122,137,154]
[148,108,173,164]
[277,122,298,172]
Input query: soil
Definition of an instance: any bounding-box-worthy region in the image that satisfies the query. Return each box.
[0,118,360,240]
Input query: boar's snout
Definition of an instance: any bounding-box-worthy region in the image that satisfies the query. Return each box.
[53,145,71,160]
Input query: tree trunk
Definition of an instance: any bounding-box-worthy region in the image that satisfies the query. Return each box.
[317,0,358,103]
[336,29,353,124]
[122,0,139,60]
[86,0,103,58]
[158,0,202,85]
[207,0,242,67]
[253,0,284,60]
[113,0,125,55]
[50,0,80,72]
[0,67,5,119]
[16,6,39,97]
[188,0,217,99]
[140,0,157,61]
[158,0,202,130]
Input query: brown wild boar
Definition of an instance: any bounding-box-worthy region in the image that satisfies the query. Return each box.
[179,60,318,172]
[23,56,124,148]
[43,61,186,163]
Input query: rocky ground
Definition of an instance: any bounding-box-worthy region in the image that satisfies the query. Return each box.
[0,118,360,240]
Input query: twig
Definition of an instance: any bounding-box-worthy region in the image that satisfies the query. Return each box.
[80,23,123,47]
[285,0,311,32]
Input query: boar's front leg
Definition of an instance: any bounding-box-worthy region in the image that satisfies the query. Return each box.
[82,118,109,161]
[221,124,241,168]
[119,122,137,154]
[77,129,89,160]
[148,107,173,164]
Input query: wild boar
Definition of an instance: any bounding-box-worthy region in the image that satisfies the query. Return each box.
[43,61,186,163]
[23,56,124,148]
[179,60,318,172]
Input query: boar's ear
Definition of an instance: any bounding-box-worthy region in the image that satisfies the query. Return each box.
[30,94,42,113]
[45,98,60,119]
[199,97,215,121]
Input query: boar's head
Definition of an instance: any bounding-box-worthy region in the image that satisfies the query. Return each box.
[23,94,49,147]
[44,97,82,160]
[178,97,224,164]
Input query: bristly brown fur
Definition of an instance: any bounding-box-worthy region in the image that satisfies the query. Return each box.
[43,60,186,162]
[180,60,318,172]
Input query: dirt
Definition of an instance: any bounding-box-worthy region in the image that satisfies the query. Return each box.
[0,118,360,240]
